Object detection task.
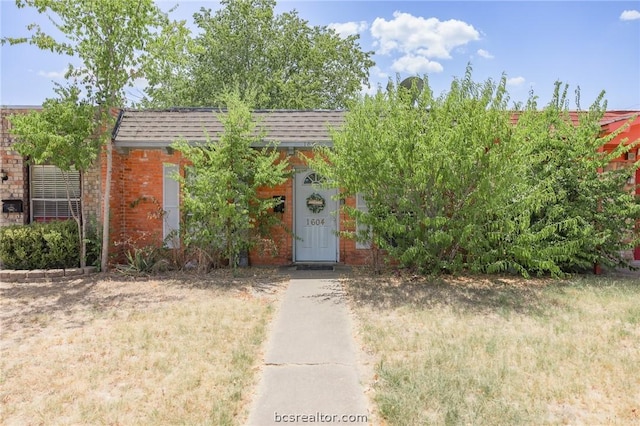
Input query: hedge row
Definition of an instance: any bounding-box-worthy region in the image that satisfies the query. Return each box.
[0,220,79,269]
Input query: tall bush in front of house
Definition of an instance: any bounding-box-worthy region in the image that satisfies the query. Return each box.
[313,66,524,274]
[494,84,640,275]
[172,94,290,269]
[0,220,79,269]
[313,66,640,276]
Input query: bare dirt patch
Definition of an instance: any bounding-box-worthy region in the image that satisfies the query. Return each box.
[343,267,557,315]
[1,268,288,425]
[1,269,284,345]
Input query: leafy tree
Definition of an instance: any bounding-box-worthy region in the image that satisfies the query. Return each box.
[3,0,188,271]
[144,0,374,109]
[172,94,290,269]
[312,67,521,273]
[8,85,100,268]
[312,67,640,276]
[498,84,640,275]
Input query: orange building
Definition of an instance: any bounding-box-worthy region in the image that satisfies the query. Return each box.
[598,112,640,260]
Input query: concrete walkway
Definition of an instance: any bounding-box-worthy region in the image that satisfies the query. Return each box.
[246,270,371,425]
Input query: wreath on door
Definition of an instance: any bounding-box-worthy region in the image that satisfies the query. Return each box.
[306,193,326,214]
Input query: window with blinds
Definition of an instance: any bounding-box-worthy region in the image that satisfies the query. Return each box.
[31,165,80,222]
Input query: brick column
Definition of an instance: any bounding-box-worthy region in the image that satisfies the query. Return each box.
[0,107,35,227]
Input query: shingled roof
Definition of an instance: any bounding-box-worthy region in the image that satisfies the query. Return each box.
[508,110,639,126]
[112,108,639,149]
[113,108,347,148]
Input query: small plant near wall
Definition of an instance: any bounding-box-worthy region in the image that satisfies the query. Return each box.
[84,215,102,270]
[113,232,165,275]
[129,196,166,221]
[7,86,100,270]
[120,246,160,274]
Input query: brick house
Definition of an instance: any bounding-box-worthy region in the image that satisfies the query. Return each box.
[2,106,639,266]
[0,106,102,228]
[109,109,370,265]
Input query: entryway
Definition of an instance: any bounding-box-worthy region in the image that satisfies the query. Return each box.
[294,170,338,262]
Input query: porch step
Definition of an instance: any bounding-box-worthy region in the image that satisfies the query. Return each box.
[295,264,335,271]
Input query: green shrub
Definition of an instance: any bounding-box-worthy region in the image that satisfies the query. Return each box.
[313,67,640,277]
[173,94,289,269]
[117,245,159,274]
[0,220,79,269]
[84,215,102,270]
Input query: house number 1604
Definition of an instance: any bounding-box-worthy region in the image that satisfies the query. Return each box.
[307,218,326,226]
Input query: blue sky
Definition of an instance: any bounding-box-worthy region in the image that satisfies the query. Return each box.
[1,1,639,109]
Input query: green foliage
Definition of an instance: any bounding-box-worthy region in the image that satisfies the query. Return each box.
[4,0,187,110]
[9,85,100,170]
[84,214,102,269]
[144,0,374,109]
[0,220,79,269]
[8,84,101,269]
[3,0,188,272]
[173,94,289,268]
[496,84,640,275]
[313,66,640,277]
[313,66,520,273]
[117,246,160,275]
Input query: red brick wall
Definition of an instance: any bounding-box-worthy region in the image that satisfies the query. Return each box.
[251,149,371,266]
[105,146,373,266]
[252,150,294,265]
[105,147,184,261]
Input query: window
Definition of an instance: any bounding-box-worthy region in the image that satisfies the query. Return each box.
[30,165,80,222]
[355,193,371,249]
[163,164,180,248]
[303,172,326,185]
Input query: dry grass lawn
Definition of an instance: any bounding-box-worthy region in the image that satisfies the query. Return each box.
[345,270,640,425]
[0,269,286,425]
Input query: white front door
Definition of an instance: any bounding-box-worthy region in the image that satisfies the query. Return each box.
[295,170,338,262]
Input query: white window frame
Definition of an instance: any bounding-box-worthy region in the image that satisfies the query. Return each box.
[356,193,371,249]
[163,164,180,248]
[30,165,80,222]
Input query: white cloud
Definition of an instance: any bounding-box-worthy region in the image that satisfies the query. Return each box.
[391,54,444,74]
[507,76,526,86]
[131,77,148,89]
[620,10,640,21]
[361,81,379,97]
[371,12,480,59]
[477,49,494,59]
[328,21,368,37]
[125,77,149,104]
[371,65,389,80]
[37,69,66,79]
